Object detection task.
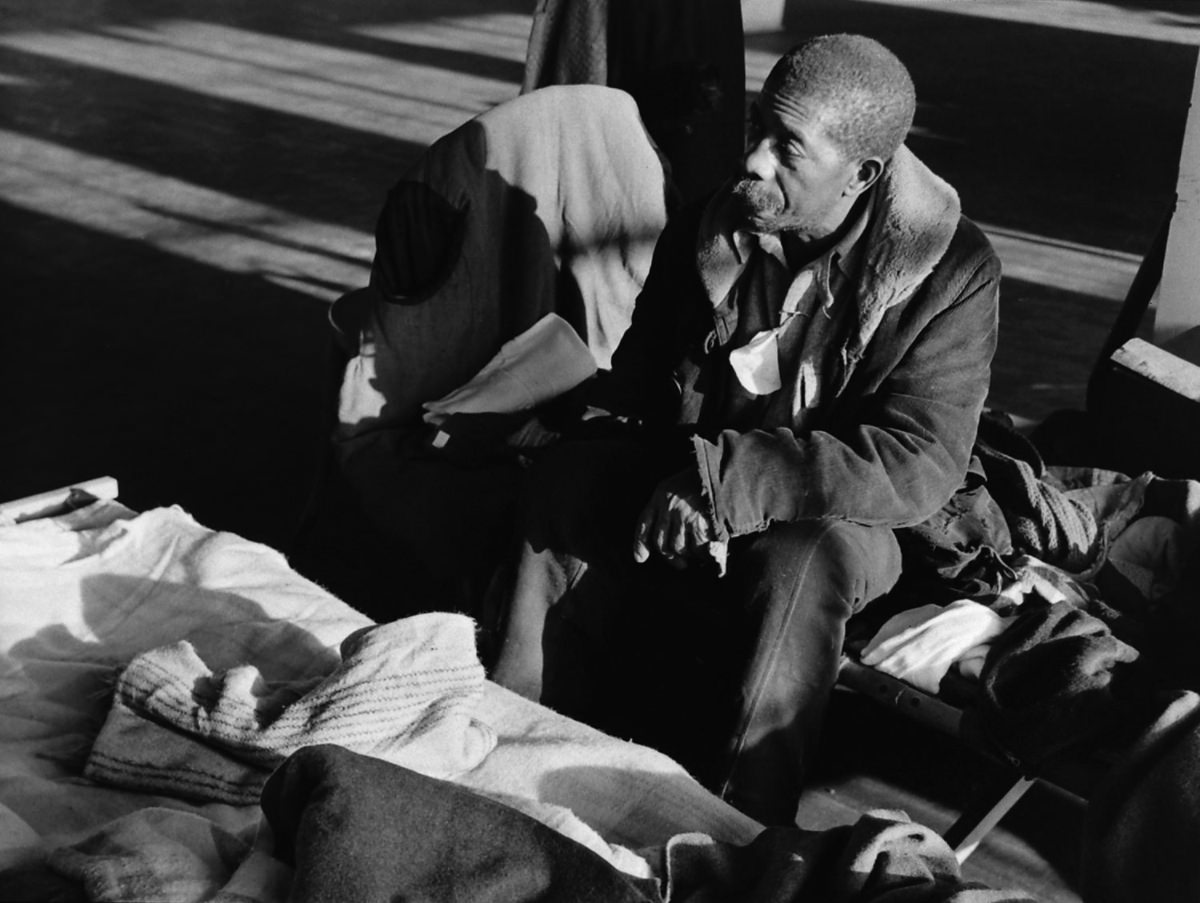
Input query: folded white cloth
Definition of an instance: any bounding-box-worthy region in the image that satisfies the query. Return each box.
[85,614,497,805]
[423,312,596,426]
[728,328,782,396]
[859,599,1013,694]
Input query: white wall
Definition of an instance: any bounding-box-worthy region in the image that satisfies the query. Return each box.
[1156,55,1200,343]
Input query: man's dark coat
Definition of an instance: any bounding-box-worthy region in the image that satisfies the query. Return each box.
[600,145,1002,542]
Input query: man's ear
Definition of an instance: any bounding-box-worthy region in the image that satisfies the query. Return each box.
[844,157,884,198]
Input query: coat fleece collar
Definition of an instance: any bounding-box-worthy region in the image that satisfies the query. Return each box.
[696,145,961,359]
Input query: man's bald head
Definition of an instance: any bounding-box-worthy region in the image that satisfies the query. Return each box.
[764,34,915,163]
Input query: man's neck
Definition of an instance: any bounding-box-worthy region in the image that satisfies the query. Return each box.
[779,192,872,270]
[779,229,838,271]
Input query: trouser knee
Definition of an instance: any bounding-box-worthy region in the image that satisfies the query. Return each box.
[734,519,903,620]
[717,519,903,823]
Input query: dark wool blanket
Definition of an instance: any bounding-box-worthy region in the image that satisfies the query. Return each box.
[1082,690,1200,903]
[262,744,658,903]
[963,599,1150,772]
[263,745,1036,902]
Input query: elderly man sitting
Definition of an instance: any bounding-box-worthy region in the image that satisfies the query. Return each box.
[488,33,1001,825]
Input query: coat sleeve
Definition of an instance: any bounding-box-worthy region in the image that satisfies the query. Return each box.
[693,242,1001,540]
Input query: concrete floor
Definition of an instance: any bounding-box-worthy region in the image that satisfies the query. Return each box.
[2,1,1198,899]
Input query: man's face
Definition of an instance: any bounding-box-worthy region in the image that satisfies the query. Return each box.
[730,86,859,238]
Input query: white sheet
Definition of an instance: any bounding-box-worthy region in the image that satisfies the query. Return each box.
[0,500,760,899]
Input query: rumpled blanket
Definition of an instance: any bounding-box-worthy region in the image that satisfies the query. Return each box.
[263,744,658,903]
[883,411,1200,773]
[854,554,1098,694]
[963,600,1149,772]
[900,413,1158,595]
[973,414,1153,577]
[262,745,1035,903]
[84,614,496,805]
[43,808,288,903]
[974,445,1106,577]
[1082,689,1200,903]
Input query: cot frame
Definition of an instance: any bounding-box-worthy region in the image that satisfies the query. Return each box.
[836,657,1107,863]
[0,476,120,523]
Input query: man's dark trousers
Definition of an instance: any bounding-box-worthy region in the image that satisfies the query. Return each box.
[492,435,903,824]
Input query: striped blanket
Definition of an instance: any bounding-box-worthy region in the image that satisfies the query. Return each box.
[84,613,496,805]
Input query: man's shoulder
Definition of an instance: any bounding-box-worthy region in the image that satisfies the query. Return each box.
[950,214,994,254]
[888,212,1000,321]
[936,214,1002,286]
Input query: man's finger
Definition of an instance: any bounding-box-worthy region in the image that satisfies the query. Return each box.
[632,507,653,563]
[647,523,667,562]
[682,512,711,557]
[665,506,689,558]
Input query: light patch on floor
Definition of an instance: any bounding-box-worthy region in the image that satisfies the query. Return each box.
[845,0,1200,45]
[350,13,531,62]
[0,18,521,146]
[979,223,1139,301]
[0,128,372,300]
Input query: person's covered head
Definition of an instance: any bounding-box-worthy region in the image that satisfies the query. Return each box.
[731,34,916,238]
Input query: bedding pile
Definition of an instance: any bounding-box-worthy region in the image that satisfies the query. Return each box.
[0,498,1042,901]
[259,744,1036,903]
[855,412,1200,771]
[0,499,753,900]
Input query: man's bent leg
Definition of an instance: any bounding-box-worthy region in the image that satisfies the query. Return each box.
[718,519,902,824]
[489,436,673,715]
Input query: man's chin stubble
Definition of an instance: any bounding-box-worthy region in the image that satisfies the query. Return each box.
[730,188,780,233]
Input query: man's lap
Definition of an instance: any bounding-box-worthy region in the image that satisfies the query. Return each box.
[519,439,903,782]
